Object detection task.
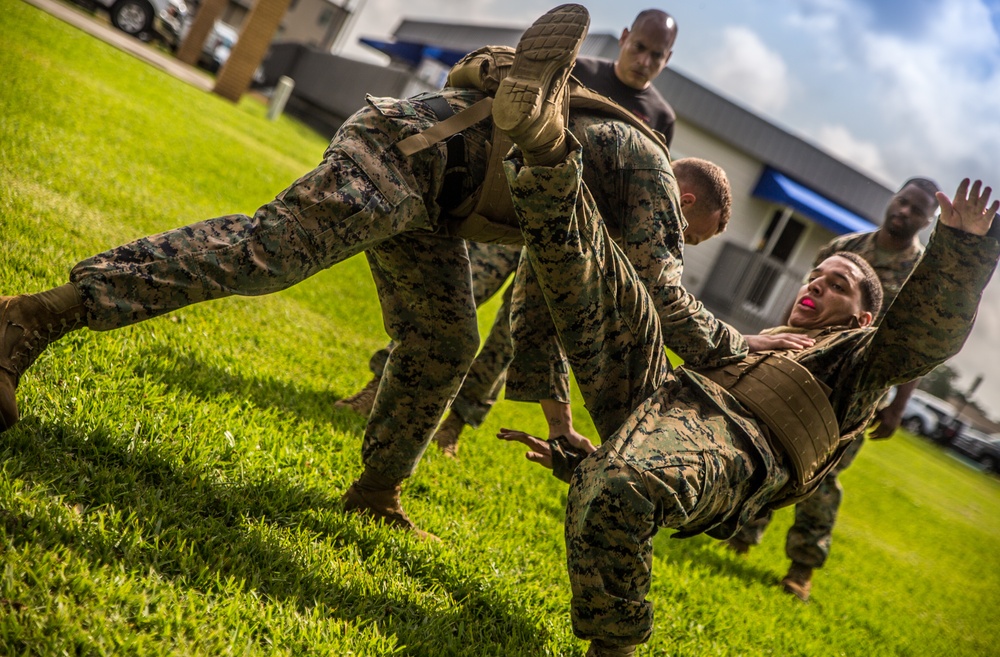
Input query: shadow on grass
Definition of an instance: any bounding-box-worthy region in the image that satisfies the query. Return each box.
[2,418,552,657]
[130,344,369,432]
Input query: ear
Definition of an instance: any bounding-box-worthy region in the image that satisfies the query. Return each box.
[679,192,696,208]
[619,28,630,47]
[856,310,874,328]
[664,50,673,66]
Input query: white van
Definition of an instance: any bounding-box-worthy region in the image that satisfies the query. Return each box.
[901,389,957,437]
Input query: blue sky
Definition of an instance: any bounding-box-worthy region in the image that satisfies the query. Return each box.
[340,0,1000,415]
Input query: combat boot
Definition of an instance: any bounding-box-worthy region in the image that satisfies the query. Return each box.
[586,640,636,657]
[1,284,86,432]
[726,537,752,555]
[781,562,813,601]
[492,3,590,166]
[334,375,380,416]
[432,411,465,459]
[342,467,440,541]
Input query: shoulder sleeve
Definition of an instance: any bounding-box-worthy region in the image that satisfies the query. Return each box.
[858,224,1000,389]
[585,121,747,367]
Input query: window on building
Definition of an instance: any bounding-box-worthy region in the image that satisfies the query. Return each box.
[746,208,805,307]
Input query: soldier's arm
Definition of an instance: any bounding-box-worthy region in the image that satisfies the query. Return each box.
[604,131,747,369]
[858,180,999,390]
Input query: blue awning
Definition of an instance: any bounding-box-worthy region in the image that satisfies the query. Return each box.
[752,167,877,235]
[360,38,470,68]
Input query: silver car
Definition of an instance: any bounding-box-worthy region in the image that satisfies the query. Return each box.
[950,428,1000,473]
[89,0,188,46]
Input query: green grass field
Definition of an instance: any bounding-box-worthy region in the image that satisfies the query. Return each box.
[3,1,1000,654]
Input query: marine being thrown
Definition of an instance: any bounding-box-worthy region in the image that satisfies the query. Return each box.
[488,6,999,656]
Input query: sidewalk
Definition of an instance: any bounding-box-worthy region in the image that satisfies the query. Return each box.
[22,0,214,92]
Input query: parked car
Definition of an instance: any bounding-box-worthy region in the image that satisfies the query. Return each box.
[85,0,188,46]
[950,428,1000,473]
[901,389,957,437]
[199,20,238,73]
[152,0,189,50]
[196,21,265,84]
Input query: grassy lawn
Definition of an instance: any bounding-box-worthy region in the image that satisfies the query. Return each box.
[2,1,1000,655]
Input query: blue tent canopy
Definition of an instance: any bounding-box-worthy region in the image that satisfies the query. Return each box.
[753,166,878,235]
[360,38,470,68]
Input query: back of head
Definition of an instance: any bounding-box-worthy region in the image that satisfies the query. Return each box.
[672,157,732,231]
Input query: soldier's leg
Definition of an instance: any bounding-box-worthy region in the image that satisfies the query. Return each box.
[343,232,479,536]
[344,241,519,422]
[785,435,865,568]
[778,435,864,600]
[507,143,667,437]
[506,252,572,407]
[567,386,763,648]
[727,508,775,554]
[2,104,444,432]
[448,284,514,427]
[433,243,520,455]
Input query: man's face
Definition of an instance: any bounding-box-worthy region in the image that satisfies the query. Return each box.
[883,184,936,240]
[788,255,871,329]
[615,18,674,89]
[682,205,723,246]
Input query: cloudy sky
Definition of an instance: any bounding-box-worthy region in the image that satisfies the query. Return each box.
[338,0,1000,415]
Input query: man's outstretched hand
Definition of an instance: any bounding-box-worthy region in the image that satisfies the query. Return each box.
[497,428,597,470]
[937,179,998,236]
[497,428,554,468]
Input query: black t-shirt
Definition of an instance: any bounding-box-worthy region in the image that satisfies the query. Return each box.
[571,57,676,147]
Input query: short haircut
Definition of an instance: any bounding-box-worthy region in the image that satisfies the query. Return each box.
[830,250,884,318]
[900,177,941,211]
[672,157,732,232]
[631,9,678,41]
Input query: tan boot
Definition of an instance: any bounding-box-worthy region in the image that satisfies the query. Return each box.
[1,284,86,432]
[586,640,636,657]
[334,375,380,417]
[781,562,813,601]
[492,3,590,166]
[432,411,465,459]
[342,468,439,541]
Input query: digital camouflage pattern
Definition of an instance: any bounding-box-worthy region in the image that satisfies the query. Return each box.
[72,88,493,482]
[505,142,999,647]
[365,241,520,427]
[68,87,730,486]
[730,229,925,566]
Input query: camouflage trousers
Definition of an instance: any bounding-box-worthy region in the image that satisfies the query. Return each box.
[506,143,784,647]
[69,92,493,483]
[367,242,520,427]
[731,433,866,568]
[367,238,573,426]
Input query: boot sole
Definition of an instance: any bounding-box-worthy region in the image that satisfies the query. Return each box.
[493,3,590,133]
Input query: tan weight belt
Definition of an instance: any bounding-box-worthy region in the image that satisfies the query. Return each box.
[698,353,840,489]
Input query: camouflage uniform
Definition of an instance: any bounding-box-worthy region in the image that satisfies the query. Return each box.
[505,139,998,648]
[732,230,925,568]
[68,90,726,487]
[365,241,521,428]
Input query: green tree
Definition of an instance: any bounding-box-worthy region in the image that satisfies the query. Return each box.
[919,363,961,400]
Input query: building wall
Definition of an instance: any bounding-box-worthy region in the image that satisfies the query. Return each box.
[668,119,838,298]
[278,0,349,50]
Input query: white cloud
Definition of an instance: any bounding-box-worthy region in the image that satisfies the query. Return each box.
[814,124,891,182]
[704,26,791,114]
[858,0,1000,187]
